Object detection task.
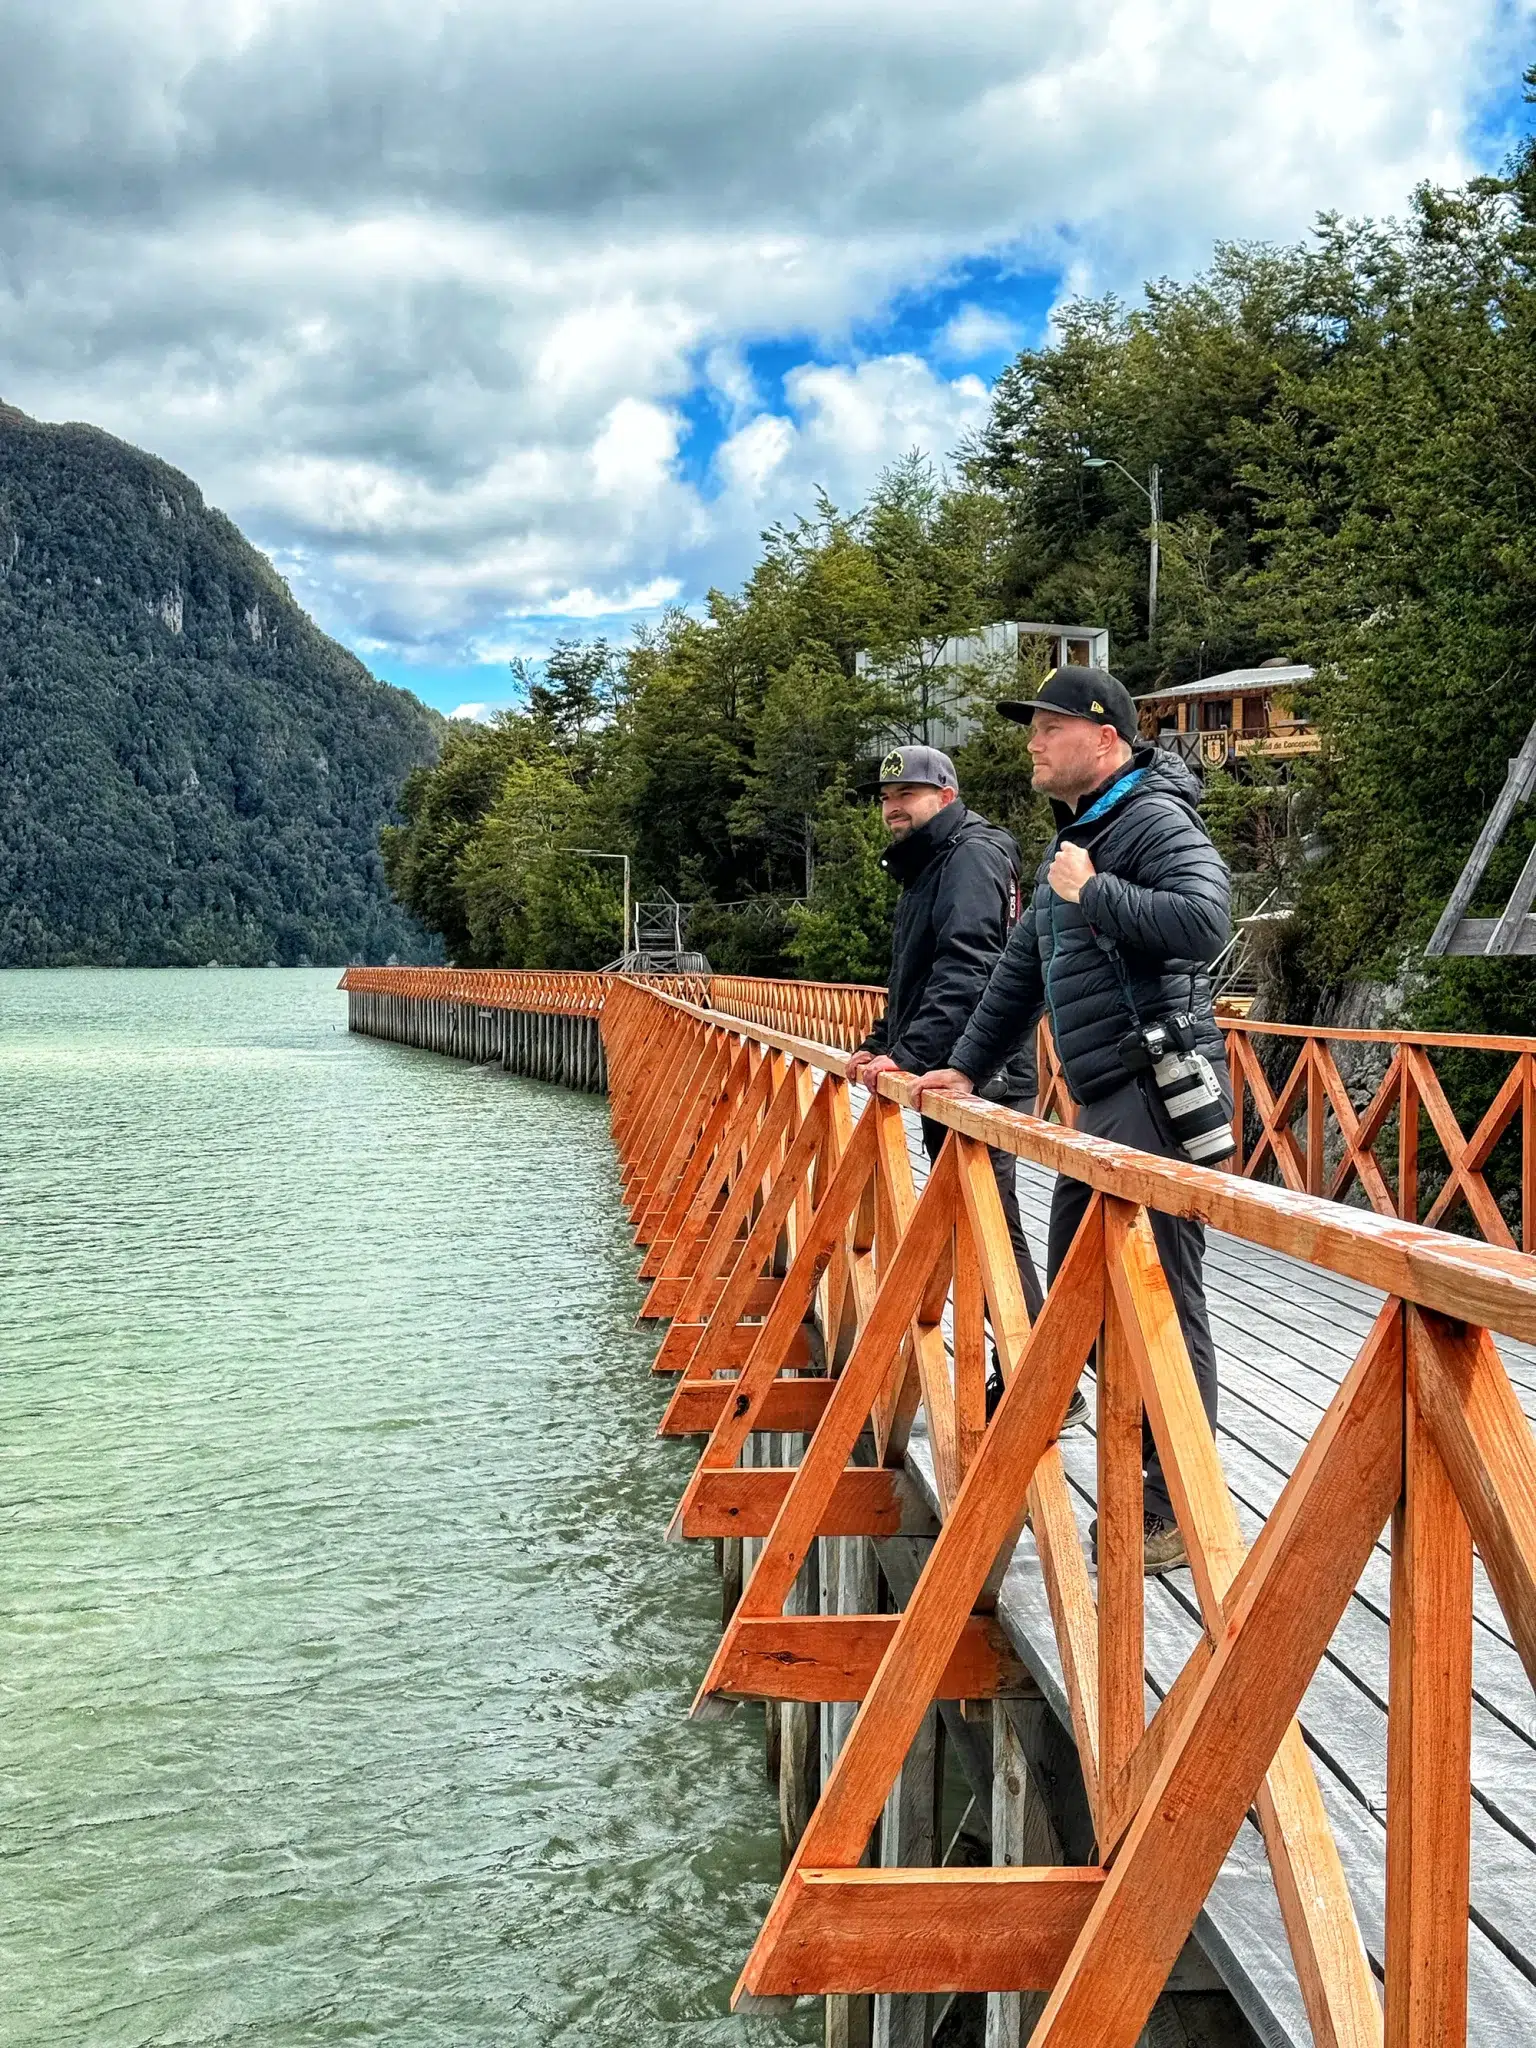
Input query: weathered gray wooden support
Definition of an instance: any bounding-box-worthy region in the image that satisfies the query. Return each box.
[821,1536,877,1783]
[720,1535,743,1628]
[346,988,607,1092]
[821,1533,878,2048]
[874,1706,942,2048]
[986,1700,1065,2048]
[777,1432,821,1867]
[1428,718,1536,954]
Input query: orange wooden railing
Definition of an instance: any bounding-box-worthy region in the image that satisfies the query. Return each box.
[1037,1016,1536,1248]
[1222,1020,1536,1252]
[342,967,1536,1250]
[340,965,615,1015]
[600,975,1536,2046]
[705,975,886,1051]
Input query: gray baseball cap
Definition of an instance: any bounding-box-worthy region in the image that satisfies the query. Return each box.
[875,743,959,791]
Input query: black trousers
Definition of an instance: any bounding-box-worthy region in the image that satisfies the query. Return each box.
[921,1112,1045,1324]
[1046,1073,1221,1524]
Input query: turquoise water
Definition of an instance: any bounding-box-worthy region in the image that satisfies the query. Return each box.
[0,971,812,2046]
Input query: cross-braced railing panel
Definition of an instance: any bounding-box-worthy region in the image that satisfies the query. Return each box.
[1225,1019,1536,1252]
[598,975,1536,2048]
[338,964,712,1017]
[705,975,887,1053]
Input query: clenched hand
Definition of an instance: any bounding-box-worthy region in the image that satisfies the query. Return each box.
[1047,842,1095,902]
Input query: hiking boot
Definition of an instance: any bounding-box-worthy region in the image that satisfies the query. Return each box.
[1142,1514,1188,1575]
[1088,1512,1190,1576]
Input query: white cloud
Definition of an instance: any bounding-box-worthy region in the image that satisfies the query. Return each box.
[784,357,990,473]
[937,305,1021,360]
[449,702,498,723]
[716,413,795,499]
[0,0,1521,671]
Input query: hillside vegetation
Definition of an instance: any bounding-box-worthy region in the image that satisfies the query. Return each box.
[387,87,1536,1032]
[0,403,441,966]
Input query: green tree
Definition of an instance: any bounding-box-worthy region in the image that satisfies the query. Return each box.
[787,790,898,984]
[382,720,534,961]
[1243,137,1536,1018]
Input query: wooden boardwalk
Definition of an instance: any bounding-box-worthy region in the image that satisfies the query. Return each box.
[344,967,1536,2048]
[897,1133,1536,2043]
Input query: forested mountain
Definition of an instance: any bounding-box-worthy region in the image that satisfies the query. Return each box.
[0,403,441,965]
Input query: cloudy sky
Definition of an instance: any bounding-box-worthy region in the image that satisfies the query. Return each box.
[0,2,1530,716]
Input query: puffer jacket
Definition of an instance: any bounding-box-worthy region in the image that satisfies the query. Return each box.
[861,801,1033,1096]
[950,745,1230,1107]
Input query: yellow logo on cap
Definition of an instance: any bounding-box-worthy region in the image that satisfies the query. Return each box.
[880,749,905,779]
[1091,699,1105,713]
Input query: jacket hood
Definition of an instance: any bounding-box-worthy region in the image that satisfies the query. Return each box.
[1050,740,1205,834]
[1138,739,1205,810]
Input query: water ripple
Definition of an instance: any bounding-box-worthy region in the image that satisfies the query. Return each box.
[0,971,812,2047]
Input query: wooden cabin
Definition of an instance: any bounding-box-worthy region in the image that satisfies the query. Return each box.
[1135,663,1319,771]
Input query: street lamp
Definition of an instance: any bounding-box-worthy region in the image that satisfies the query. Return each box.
[1082,452,1162,638]
[569,849,632,961]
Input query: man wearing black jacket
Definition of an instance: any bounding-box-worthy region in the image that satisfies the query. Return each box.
[913,671,1232,1574]
[845,744,1049,1372]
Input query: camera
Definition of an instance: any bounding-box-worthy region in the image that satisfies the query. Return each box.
[1118,1010,1235,1166]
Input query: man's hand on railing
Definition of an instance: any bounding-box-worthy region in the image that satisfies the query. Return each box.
[911,1066,974,1104]
[846,1050,899,1085]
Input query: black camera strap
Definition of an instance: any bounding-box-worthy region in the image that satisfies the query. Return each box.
[1091,926,1144,1031]
[1091,926,1197,1035]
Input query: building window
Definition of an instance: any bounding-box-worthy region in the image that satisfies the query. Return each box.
[1199,698,1230,731]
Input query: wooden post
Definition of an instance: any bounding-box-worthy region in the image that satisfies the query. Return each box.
[1096,1272,1144,1839]
[825,1534,877,2048]
[721,1535,743,1627]
[780,1433,822,1867]
[1306,1039,1324,1195]
[1386,1365,1473,2047]
[1399,1057,1420,1224]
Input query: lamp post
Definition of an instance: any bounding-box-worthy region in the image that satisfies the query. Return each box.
[1082,452,1162,639]
[570,849,631,961]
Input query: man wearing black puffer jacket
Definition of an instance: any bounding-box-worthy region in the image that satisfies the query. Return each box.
[914,669,1232,1575]
[845,745,1048,1375]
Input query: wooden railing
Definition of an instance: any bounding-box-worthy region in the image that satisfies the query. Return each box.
[599,975,1536,2046]
[340,966,615,1015]
[342,966,1536,1251]
[1223,1021,1536,1252]
[706,975,886,1051]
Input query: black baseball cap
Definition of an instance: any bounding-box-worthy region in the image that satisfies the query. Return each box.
[996,666,1139,743]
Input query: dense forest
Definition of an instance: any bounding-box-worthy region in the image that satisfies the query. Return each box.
[386,93,1536,1031]
[0,403,441,966]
